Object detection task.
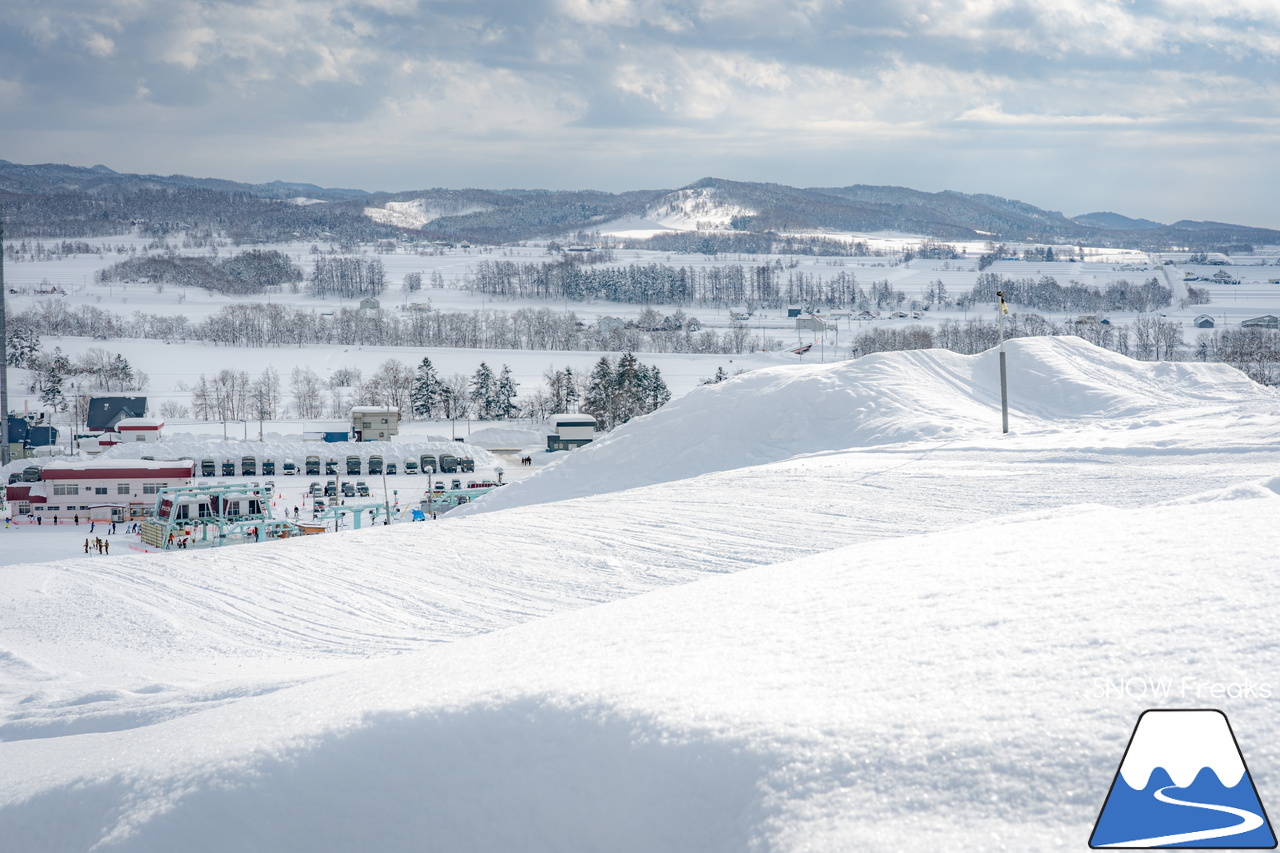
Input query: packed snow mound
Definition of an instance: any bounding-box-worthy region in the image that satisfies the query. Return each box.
[464,425,544,451]
[1157,475,1280,505]
[5,494,1280,851]
[463,336,1273,514]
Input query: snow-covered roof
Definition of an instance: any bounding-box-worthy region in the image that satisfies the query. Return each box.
[115,417,165,430]
[42,457,190,472]
[351,406,399,415]
[549,414,596,426]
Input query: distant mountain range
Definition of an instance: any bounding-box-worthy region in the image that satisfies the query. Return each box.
[0,159,369,202]
[1,160,1276,251]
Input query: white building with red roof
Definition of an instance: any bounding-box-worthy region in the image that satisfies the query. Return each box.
[5,458,195,521]
[113,417,165,442]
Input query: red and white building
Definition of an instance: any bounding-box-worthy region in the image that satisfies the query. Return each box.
[113,417,165,442]
[5,459,195,521]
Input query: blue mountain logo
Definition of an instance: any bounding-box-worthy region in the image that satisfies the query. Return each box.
[1091,709,1276,848]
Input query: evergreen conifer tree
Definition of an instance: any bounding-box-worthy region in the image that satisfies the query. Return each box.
[639,364,671,413]
[613,352,642,426]
[40,348,70,412]
[495,365,518,420]
[411,356,441,419]
[469,362,496,419]
[563,366,579,412]
[582,356,615,429]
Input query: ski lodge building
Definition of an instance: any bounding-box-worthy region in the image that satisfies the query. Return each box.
[546,414,597,452]
[5,458,196,521]
[351,406,400,441]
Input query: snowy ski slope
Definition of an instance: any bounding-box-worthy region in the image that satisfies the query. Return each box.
[2,337,1279,851]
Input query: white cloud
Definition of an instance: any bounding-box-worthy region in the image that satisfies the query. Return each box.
[0,0,1277,224]
[85,32,116,57]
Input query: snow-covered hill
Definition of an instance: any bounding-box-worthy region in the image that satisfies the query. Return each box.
[2,336,1279,852]
[596,186,754,236]
[364,199,494,229]
[465,336,1271,513]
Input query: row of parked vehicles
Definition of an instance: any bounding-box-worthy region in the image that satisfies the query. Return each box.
[198,454,475,479]
[308,476,472,499]
[310,480,373,499]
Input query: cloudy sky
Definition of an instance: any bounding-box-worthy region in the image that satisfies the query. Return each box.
[3,0,1278,225]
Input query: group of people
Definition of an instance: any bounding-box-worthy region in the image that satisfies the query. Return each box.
[84,537,110,555]
[166,531,194,549]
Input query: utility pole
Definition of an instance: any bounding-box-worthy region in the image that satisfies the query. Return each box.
[380,460,392,524]
[997,290,1009,434]
[0,208,8,467]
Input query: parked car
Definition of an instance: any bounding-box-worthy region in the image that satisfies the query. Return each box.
[282,461,297,476]
[309,482,322,497]
[356,481,370,497]
[341,482,356,497]
[451,479,461,490]
[324,480,337,497]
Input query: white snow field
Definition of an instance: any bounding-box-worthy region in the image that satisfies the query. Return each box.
[3,337,1280,851]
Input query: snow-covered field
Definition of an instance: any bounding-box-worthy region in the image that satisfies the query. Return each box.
[6,232,1277,340]
[3,337,1280,851]
[6,229,1279,429]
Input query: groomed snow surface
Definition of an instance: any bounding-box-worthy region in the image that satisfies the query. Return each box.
[4,337,1280,852]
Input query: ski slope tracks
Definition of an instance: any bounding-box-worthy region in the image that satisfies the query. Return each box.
[2,337,1280,852]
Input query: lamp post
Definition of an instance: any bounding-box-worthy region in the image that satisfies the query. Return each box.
[380,460,392,524]
[424,465,435,518]
[997,290,1009,434]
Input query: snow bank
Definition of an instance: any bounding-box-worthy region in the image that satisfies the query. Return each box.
[463,425,545,451]
[5,489,1280,850]
[463,336,1273,514]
